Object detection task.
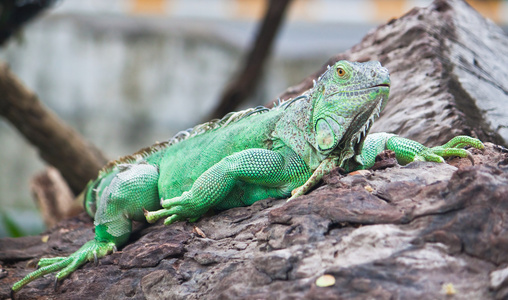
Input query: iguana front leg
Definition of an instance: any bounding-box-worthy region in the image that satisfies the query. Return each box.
[12,164,160,292]
[145,148,311,225]
[287,157,336,202]
[354,132,484,170]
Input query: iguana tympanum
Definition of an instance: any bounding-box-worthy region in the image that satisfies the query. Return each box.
[12,60,483,292]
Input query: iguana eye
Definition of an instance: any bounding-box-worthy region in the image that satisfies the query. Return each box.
[337,67,346,78]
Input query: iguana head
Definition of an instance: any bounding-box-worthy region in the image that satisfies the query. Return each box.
[310,60,390,164]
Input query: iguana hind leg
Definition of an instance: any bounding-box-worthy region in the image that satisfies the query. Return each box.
[145,148,311,225]
[12,163,161,292]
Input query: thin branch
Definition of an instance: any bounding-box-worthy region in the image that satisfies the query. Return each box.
[209,0,293,119]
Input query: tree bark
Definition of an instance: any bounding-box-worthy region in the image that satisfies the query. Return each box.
[0,62,107,194]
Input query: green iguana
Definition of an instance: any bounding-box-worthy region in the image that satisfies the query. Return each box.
[12,60,484,292]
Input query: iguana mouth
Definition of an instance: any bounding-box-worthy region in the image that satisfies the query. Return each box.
[328,83,390,95]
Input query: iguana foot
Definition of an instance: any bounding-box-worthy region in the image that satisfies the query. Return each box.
[144,192,203,225]
[144,208,186,225]
[12,239,116,292]
[415,136,484,163]
[386,135,484,165]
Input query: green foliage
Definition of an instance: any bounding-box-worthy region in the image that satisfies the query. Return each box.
[1,211,25,238]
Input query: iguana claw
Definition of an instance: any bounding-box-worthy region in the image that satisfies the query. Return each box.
[53,276,59,291]
[467,151,475,166]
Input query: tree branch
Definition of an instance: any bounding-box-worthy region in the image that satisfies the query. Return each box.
[0,62,107,194]
[209,0,292,119]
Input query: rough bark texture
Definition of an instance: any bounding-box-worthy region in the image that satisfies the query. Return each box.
[0,62,108,194]
[2,0,508,299]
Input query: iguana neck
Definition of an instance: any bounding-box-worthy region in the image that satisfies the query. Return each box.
[272,97,326,172]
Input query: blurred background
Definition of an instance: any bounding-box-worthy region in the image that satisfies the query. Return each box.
[0,0,507,237]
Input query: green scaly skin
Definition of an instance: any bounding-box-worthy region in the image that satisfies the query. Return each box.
[12,60,484,292]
